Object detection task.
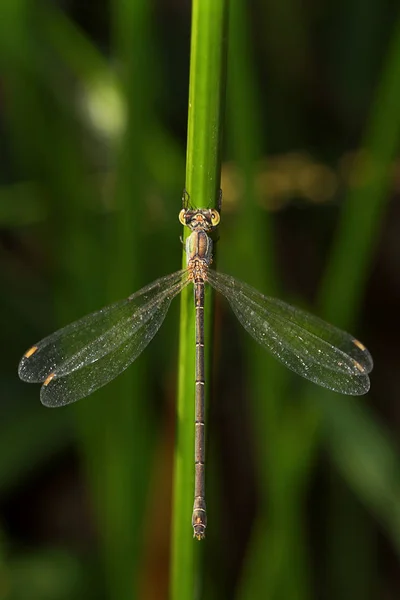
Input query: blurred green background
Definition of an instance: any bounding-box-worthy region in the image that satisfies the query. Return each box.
[1,0,400,599]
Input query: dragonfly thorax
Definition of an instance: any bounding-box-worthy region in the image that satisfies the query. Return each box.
[186,230,213,265]
[186,230,213,281]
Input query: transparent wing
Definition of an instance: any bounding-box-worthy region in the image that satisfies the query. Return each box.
[19,270,189,407]
[207,270,372,395]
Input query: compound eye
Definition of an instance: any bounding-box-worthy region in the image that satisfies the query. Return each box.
[179,209,186,225]
[210,210,220,226]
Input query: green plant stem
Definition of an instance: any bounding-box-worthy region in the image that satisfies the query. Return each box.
[171,1,228,598]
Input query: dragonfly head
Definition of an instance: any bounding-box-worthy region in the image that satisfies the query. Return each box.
[179,207,220,232]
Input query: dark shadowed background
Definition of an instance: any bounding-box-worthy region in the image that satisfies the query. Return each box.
[0,1,400,599]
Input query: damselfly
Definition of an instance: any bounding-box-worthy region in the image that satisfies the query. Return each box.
[18,192,373,539]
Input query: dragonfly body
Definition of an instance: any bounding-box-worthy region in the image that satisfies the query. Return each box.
[181,208,219,539]
[18,194,373,540]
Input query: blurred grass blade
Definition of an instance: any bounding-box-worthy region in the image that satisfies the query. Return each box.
[71,2,161,599]
[321,393,400,552]
[319,15,400,324]
[226,2,316,599]
[313,9,400,556]
[311,12,400,598]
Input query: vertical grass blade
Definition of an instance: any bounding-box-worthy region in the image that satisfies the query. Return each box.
[171,1,228,598]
